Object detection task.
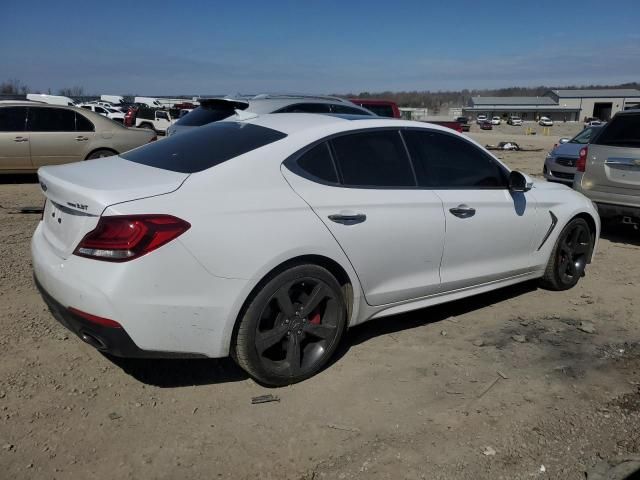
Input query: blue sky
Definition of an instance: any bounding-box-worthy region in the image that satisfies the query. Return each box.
[2,0,639,95]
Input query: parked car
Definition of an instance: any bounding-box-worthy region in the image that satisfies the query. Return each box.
[573,109,640,227]
[476,114,488,124]
[127,107,176,134]
[31,114,599,386]
[543,126,602,185]
[77,103,125,123]
[455,116,471,132]
[491,116,501,125]
[0,102,155,173]
[539,117,553,126]
[507,116,523,126]
[348,99,400,118]
[26,93,76,106]
[134,96,164,108]
[583,117,602,127]
[479,120,493,130]
[100,95,125,105]
[167,95,374,136]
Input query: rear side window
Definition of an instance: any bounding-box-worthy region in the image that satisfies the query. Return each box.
[176,106,235,126]
[294,143,338,183]
[331,130,416,187]
[28,107,76,132]
[75,113,95,132]
[276,103,332,114]
[0,107,27,131]
[595,114,640,147]
[122,122,287,173]
[404,130,506,188]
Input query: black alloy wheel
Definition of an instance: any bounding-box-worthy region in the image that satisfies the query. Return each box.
[541,218,593,291]
[234,265,347,386]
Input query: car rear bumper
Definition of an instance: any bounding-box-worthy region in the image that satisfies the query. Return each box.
[34,275,202,358]
[31,221,249,358]
[595,202,640,220]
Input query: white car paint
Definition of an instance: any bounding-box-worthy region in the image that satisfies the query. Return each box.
[539,117,554,126]
[491,116,501,125]
[77,103,125,122]
[31,114,600,362]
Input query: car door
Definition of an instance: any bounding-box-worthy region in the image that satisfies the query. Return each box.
[155,111,171,131]
[403,129,538,291]
[0,106,31,171]
[28,107,93,167]
[282,129,446,306]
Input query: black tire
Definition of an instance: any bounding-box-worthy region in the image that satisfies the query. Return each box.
[540,218,593,291]
[86,149,117,160]
[234,264,347,386]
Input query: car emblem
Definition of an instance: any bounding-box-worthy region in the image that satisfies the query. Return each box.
[40,181,47,192]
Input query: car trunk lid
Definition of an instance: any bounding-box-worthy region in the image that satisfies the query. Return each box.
[38,157,188,259]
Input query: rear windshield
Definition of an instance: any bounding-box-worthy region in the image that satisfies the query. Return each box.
[595,114,640,148]
[121,122,287,173]
[175,106,235,127]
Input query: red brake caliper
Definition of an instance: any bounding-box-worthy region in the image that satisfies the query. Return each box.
[309,310,321,325]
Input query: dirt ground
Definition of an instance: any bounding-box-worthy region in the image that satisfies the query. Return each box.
[1,128,640,479]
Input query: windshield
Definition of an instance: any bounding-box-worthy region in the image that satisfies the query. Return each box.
[569,126,600,144]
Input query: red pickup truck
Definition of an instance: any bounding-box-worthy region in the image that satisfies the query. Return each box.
[349,99,401,118]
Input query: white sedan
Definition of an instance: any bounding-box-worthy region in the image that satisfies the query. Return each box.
[32,114,600,386]
[491,116,501,125]
[539,116,554,126]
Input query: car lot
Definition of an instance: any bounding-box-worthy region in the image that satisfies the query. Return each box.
[1,124,639,479]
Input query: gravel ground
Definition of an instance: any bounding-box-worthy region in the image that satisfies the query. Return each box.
[1,130,639,479]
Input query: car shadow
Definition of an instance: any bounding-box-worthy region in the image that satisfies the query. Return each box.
[600,221,640,247]
[0,173,38,184]
[105,355,249,387]
[335,280,537,355]
[107,281,538,389]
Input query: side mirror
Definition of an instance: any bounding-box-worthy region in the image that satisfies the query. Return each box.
[509,171,533,192]
[559,137,570,144]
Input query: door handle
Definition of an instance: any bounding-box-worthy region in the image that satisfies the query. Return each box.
[13,136,28,142]
[75,136,88,141]
[328,213,367,225]
[449,204,476,218]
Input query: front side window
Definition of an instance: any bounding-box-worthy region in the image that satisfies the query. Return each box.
[27,107,76,132]
[404,130,507,188]
[0,107,27,131]
[331,130,416,187]
[570,126,599,144]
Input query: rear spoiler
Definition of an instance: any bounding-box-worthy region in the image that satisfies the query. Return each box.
[199,98,250,111]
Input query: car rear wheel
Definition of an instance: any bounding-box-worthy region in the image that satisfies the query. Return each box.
[540,218,593,291]
[234,264,347,386]
[86,149,117,160]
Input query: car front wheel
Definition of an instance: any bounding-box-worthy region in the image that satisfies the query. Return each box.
[540,218,593,291]
[234,264,347,386]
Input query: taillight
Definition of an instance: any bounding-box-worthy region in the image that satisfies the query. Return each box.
[576,146,588,172]
[74,215,190,262]
[68,307,122,328]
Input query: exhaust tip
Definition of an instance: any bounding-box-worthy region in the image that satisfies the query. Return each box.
[80,331,107,350]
